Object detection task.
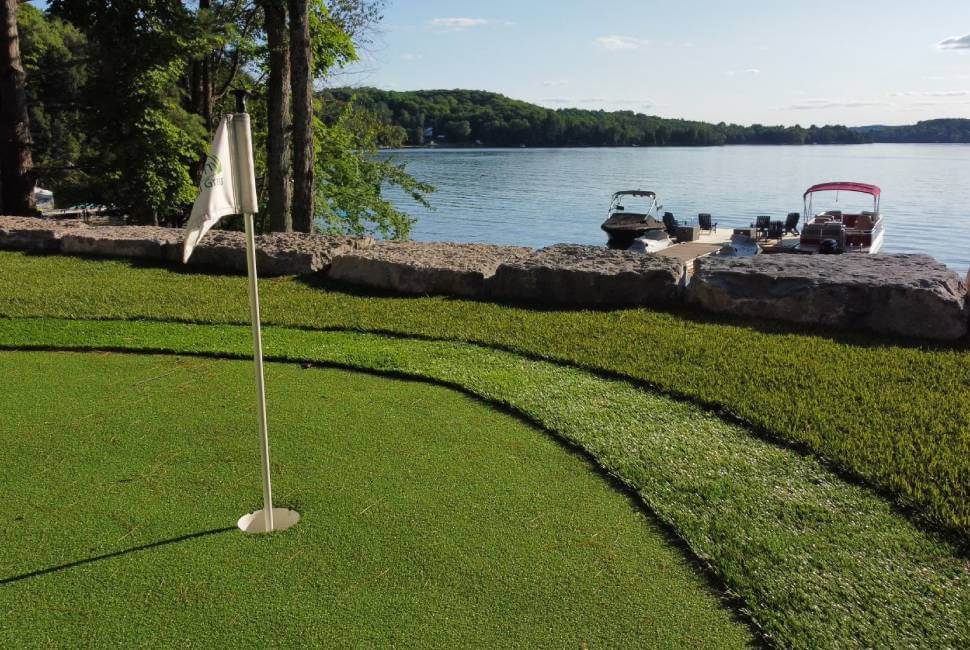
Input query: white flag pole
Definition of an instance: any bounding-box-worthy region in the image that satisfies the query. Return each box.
[242,210,275,532]
[230,90,299,534]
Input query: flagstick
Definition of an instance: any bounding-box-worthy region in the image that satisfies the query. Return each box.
[230,91,299,534]
[242,210,274,533]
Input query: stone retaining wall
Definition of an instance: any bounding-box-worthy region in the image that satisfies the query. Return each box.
[1,216,967,340]
[0,217,372,276]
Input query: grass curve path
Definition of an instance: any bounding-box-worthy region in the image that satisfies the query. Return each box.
[0,252,966,539]
[0,350,752,648]
[0,318,966,648]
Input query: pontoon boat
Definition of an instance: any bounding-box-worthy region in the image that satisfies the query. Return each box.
[799,182,885,254]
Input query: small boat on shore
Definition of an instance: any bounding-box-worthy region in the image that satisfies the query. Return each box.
[600,190,672,252]
[799,182,885,254]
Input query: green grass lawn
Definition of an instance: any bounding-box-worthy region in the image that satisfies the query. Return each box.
[2,319,967,648]
[0,252,966,540]
[0,351,752,647]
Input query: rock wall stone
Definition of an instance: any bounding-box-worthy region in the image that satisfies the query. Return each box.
[489,244,685,307]
[0,216,372,276]
[0,216,81,252]
[688,254,968,340]
[174,230,373,276]
[328,241,532,297]
[62,225,183,260]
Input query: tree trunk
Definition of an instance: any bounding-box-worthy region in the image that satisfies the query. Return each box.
[264,0,292,232]
[287,0,313,233]
[199,0,213,129]
[0,0,35,215]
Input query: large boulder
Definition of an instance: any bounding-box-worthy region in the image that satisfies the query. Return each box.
[328,241,532,297]
[0,216,84,252]
[488,244,686,307]
[173,230,372,276]
[61,225,183,260]
[256,232,373,276]
[687,254,968,340]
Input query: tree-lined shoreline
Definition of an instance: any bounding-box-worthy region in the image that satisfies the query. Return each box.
[327,87,970,148]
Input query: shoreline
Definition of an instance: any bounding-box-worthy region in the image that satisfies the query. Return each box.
[383,141,970,150]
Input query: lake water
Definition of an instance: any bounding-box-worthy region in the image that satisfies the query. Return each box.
[381,144,970,274]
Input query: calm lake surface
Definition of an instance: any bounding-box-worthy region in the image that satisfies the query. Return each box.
[381,144,970,274]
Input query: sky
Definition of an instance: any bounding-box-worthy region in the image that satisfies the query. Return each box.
[343,0,970,126]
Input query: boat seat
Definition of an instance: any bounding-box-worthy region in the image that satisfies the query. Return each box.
[854,213,875,230]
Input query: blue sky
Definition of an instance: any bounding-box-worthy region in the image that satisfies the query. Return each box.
[344,0,970,126]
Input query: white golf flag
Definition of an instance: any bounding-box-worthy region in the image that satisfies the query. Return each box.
[182,114,258,263]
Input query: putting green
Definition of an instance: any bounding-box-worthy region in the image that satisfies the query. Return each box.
[0,351,750,647]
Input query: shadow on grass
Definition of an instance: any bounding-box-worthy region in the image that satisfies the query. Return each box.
[0,526,236,586]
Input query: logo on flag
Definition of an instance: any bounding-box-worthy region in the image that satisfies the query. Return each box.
[182,117,240,263]
[201,155,224,189]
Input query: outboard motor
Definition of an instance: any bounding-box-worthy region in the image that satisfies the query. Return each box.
[819,239,842,254]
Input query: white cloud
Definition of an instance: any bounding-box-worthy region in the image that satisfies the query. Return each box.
[790,99,890,110]
[938,34,970,50]
[430,17,490,29]
[594,35,649,51]
[889,89,970,97]
[726,68,761,76]
[542,79,569,87]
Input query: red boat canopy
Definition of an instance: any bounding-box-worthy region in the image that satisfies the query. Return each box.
[803,182,881,198]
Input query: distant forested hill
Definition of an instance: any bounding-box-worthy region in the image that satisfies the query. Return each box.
[322,88,970,147]
[851,119,970,143]
[322,88,870,147]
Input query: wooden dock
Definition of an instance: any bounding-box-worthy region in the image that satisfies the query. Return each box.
[656,241,723,262]
[655,229,800,270]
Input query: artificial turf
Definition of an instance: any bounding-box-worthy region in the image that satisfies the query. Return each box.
[1,318,966,648]
[0,350,753,647]
[0,252,966,539]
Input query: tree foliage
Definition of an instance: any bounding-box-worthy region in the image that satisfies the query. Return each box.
[315,96,430,239]
[21,0,430,237]
[46,0,209,224]
[17,3,89,205]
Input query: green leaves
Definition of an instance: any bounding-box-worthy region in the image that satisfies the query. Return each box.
[313,96,433,239]
[309,0,356,73]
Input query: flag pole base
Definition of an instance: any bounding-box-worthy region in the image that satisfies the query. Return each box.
[237,508,300,534]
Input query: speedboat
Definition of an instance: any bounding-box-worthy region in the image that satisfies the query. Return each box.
[799,182,885,254]
[600,190,672,253]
